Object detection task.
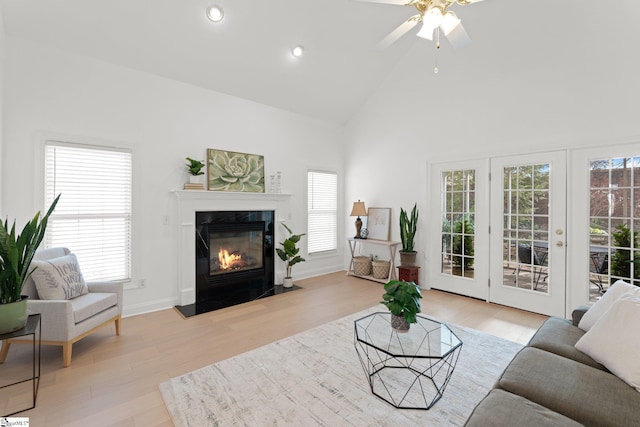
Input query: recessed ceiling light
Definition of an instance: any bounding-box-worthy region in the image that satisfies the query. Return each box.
[206,5,224,23]
[291,45,304,58]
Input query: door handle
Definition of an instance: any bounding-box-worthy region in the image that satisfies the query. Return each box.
[555,241,564,247]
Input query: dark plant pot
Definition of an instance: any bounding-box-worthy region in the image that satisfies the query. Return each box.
[391,314,410,333]
[399,251,417,267]
[0,295,29,334]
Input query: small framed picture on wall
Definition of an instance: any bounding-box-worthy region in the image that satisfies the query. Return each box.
[366,207,391,241]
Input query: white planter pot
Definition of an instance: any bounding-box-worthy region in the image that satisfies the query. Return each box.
[189,175,204,184]
[283,277,294,288]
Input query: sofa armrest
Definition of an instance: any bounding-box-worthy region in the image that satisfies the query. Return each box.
[87,281,123,315]
[87,281,122,293]
[27,299,75,341]
[571,305,591,326]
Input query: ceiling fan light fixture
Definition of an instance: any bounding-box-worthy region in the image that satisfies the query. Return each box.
[206,5,224,22]
[291,45,304,58]
[440,11,462,36]
[423,7,444,31]
[416,22,435,40]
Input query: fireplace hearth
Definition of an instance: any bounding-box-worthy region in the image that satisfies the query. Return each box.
[175,209,298,318]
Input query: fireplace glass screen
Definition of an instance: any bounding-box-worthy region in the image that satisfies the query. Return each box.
[209,229,264,275]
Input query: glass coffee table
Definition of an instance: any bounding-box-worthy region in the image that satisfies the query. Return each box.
[354,312,463,410]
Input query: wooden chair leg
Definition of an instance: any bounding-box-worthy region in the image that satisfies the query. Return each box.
[115,315,122,336]
[63,342,73,368]
[0,340,11,363]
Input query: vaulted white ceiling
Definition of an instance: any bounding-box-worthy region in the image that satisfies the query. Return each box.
[2,1,639,125]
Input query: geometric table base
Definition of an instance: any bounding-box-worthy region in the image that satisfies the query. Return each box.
[354,312,463,410]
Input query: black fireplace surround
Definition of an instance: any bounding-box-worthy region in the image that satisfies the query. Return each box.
[177,210,277,317]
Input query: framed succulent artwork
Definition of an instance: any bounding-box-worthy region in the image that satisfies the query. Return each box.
[207,149,265,193]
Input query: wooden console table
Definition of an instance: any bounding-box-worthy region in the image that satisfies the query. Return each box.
[347,238,401,284]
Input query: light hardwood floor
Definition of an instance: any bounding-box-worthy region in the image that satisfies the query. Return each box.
[1,272,547,426]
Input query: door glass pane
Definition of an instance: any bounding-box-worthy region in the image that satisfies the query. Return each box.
[589,157,640,302]
[503,164,550,293]
[441,169,475,279]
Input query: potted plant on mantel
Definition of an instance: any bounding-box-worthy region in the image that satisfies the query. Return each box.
[399,203,419,266]
[276,223,305,288]
[0,195,60,334]
[381,279,422,333]
[185,157,205,189]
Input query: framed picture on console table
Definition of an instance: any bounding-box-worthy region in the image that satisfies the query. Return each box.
[207,149,265,193]
[366,207,391,241]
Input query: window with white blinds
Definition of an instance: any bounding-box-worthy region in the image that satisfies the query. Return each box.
[44,142,132,282]
[308,171,338,254]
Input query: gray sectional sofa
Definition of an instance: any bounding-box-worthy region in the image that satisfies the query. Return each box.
[465,306,640,426]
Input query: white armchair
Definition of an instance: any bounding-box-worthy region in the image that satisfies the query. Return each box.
[0,247,122,367]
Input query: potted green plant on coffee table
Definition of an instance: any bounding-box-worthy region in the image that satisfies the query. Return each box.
[381,279,422,333]
[276,223,305,288]
[0,195,60,334]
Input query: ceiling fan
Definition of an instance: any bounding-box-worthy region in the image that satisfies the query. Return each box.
[357,0,484,50]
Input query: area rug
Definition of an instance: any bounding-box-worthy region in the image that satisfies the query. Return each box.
[159,306,522,426]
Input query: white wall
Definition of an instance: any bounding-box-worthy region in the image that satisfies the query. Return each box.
[2,36,345,316]
[0,8,4,212]
[343,1,640,287]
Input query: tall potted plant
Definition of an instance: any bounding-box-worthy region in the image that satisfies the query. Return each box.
[0,195,60,333]
[381,279,422,333]
[399,203,419,266]
[276,223,305,288]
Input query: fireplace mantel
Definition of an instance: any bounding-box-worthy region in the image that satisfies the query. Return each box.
[173,190,292,202]
[173,190,292,306]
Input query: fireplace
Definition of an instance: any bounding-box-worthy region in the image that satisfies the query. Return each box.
[190,210,276,314]
[209,222,265,276]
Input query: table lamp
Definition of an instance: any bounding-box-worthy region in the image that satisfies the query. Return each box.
[350,200,367,239]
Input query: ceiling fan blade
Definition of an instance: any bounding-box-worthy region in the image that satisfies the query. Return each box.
[353,0,411,5]
[376,16,420,50]
[441,12,470,48]
[456,0,485,4]
[443,20,471,48]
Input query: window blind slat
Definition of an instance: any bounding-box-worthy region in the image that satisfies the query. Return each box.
[308,171,338,254]
[44,142,132,281]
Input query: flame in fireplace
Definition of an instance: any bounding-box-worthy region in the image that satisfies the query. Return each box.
[218,248,243,270]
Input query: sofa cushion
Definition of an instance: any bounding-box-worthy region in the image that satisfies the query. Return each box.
[71,292,118,324]
[575,294,640,392]
[528,317,606,371]
[578,280,640,331]
[498,347,640,427]
[465,389,583,427]
[31,254,88,300]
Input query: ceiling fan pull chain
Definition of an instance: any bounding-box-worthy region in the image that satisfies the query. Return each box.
[434,28,440,74]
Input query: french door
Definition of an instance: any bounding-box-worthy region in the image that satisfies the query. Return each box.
[569,145,640,310]
[489,152,567,317]
[429,160,489,300]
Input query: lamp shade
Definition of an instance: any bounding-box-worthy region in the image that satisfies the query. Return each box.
[350,201,367,217]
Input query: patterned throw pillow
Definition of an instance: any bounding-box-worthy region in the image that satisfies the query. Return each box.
[30,254,89,300]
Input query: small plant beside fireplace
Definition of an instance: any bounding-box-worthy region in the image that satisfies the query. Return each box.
[276,223,305,288]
